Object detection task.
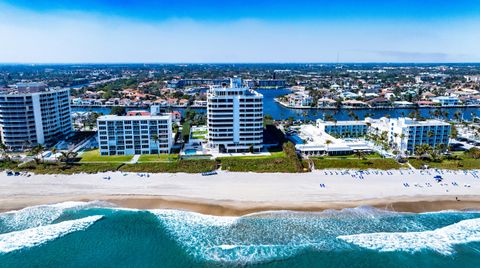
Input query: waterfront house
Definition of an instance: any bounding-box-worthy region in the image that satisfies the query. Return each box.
[431,96,461,106]
[393,101,415,108]
[287,92,313,107]
[316,98,336,108]
[421,92,436,100]
[367,97,391,107]
[342,100,368,108]
[415,100,435,107]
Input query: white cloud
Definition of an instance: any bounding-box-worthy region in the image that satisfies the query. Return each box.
[0,4,479,63]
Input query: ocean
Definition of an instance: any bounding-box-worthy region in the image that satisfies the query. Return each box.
[1,202,480,268]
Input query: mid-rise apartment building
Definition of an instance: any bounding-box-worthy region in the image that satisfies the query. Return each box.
[207,78,263,153]
[97,113,173,156]
[0,88,72,150]
[316,120,368,138]
[368,117,451,154]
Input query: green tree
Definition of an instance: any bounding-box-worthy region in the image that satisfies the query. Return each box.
[31,144,46,164]
[151,134,160,156]
[0,143,9,161]
[110,106,126,116]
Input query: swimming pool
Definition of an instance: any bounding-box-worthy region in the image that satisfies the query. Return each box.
[184,149,197,155]
[288,135,304,144]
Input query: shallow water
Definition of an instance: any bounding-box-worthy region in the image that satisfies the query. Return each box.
[1,202,480,267]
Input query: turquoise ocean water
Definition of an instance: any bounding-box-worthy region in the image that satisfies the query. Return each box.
[1,202,480,268]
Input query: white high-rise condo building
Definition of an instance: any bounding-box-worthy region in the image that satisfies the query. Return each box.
[0,87,72,151]
[207,78,263,153]
[97,113,173,156]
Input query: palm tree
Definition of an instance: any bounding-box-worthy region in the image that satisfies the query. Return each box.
[0,143,9,161]
[453,110,462,122]
[151,134,159,156]
[31,144,45,164]
[325,140,332,155]
[443,111,449,120]
[415,144,433,158]
[51,147,58,161]
[59,151,78,166]
[354,150,366,160]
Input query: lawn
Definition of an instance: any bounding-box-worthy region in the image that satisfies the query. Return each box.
[216,151,285,161]
[219,157,304,172]
[191,130,208,140]
[311,158,401,170]
[218,144,307,173]
[311,152,383,160]
[120,159,217,173]
[191,130,208,135]
[408,158,480,170]
[79,149,133,163]
[6,162,124,174]
[137,154,179,162]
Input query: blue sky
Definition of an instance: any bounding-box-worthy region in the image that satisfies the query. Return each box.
[0,0,479,62]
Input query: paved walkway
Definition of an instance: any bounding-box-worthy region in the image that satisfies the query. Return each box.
[129,155,140,164]
[406,162,416,170]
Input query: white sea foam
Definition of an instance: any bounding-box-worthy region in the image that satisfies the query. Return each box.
[203,243,322,263]
[338,218,480,255]
[152,209,239,226]
[150,209,358,263]
[0,201,107,233]
[0,215,102,254]
[152,208,479,263]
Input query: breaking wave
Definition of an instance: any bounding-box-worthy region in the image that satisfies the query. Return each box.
[150,206,421,264]
[0,201,108,234]
[0,215,103,254]
[338,218,480,255]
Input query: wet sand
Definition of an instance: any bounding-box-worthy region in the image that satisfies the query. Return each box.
[1,169,479,215]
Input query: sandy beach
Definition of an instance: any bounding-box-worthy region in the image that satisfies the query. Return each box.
[1,169,479,215]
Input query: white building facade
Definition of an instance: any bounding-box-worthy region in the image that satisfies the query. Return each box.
[0,88,73,150]
[368,117,451,154]
[316,120,368,138]
[207,78,263,153]
[431,96,461,106]
[97,114,173,155]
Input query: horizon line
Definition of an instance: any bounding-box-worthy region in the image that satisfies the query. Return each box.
[1,62,480,65]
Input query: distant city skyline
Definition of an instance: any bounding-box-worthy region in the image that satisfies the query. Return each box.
[1,0,479,63]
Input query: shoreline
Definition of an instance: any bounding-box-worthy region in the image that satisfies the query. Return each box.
[1,169,479,216]
[1,194,480,216]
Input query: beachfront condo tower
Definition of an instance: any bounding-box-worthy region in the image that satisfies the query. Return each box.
[207,78,263,153]
[368,117,451,155]
[97,113,173,155]
[0,87,73,151]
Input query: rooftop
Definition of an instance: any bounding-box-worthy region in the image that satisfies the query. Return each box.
[317,119,367,126]
[0,86,67,95]
[98,114,171,121]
